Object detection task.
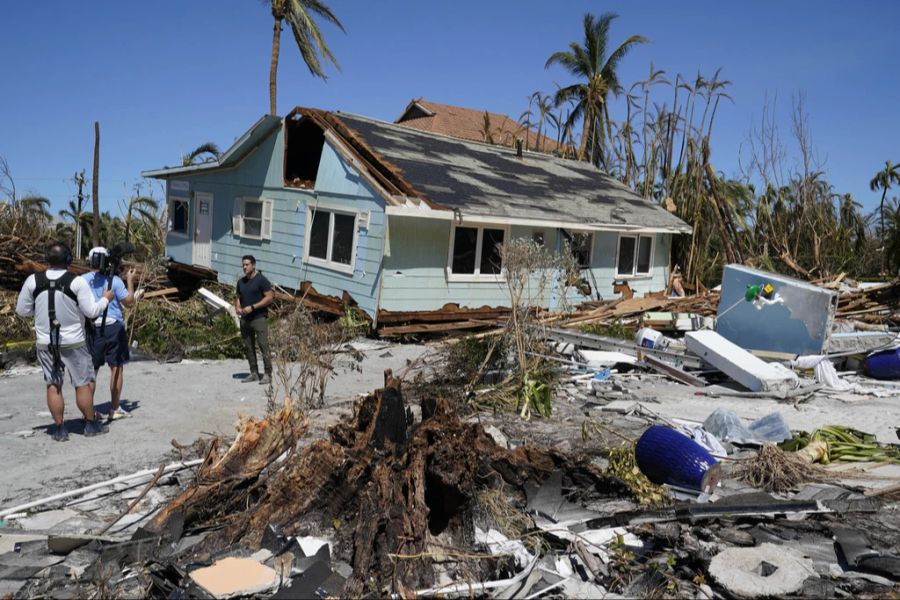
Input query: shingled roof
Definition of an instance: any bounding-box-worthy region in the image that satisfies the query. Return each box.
[336,111,690,233]
[395,98,562,154]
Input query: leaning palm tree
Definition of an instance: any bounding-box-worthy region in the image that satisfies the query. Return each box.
[181,142,221,166]
[869,160,900,246]
[545,12,647,166]
[267,0,345,116]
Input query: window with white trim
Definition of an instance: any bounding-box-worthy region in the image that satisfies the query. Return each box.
[305,207,357,272]
[616,234,653,276]
[448,225,506,278]
[232,197,273,240]
[561,229,593,268]
[168,198,189,236]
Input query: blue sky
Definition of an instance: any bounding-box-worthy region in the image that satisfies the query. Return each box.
[1,1,897,217]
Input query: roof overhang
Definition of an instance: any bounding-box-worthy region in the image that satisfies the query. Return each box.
[385,205,692,234]
[141,114,282,179]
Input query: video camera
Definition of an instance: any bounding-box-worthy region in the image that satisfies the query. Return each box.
[90,241,136,278]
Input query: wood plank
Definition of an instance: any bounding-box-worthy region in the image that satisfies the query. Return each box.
[141,287,179,299]
[378,320,490,336]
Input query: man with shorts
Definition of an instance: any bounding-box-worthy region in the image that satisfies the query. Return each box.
[16,241,115,441]
[82,247,136,421]
[235,255,273,385]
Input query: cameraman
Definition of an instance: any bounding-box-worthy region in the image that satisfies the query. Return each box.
[82,247,136,421]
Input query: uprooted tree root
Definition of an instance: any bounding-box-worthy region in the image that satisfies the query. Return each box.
[147,373,633,596]
[734,443,832,493]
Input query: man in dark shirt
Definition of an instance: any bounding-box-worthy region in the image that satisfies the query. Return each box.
[235,255,274,384]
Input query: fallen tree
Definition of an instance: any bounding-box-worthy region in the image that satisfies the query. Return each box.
[146,371,632,596]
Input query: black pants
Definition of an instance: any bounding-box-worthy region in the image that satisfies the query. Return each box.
[240,316,271,375]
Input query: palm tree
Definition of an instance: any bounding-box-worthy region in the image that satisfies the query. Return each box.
[123,195,160,243]
[267,0,344,116]
[59,199,93,257]
[545,12,647,166]
[869,160,900,246]
[181,142,221,166]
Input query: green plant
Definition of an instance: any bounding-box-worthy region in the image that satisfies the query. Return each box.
[445,334,508,383]
[337,303,370,336]
[579,320,632,340]
[130,296,243,361]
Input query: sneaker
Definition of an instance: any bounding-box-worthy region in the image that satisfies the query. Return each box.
[242,373,260,383]
[258,374,271,385]
[84,419,109,436]
[107,408,131,421]
[52,424,69,442]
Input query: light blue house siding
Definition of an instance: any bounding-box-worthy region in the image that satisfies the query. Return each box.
[164,128,386,317]
[380,216,671,312]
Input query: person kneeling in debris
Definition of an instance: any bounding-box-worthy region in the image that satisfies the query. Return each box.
[82,247,136,421]
[15,241,115,441]
[235,255,273,385]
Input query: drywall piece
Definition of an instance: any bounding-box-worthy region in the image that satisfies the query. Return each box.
[189,557,278,599]
[716,264,838,356]
[685,330,799,392]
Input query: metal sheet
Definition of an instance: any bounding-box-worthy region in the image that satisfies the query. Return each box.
[716,264,838,356]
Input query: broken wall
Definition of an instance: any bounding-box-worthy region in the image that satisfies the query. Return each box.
[380,217,671,311]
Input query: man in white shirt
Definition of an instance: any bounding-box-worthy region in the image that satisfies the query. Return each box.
[16,241,115,441]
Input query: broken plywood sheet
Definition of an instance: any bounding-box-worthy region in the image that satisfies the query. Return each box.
[685,330,799,393]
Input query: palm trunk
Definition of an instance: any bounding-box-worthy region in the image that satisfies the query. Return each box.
[578,107,592,162]
[91,121,101,248]
[269,16,282,116]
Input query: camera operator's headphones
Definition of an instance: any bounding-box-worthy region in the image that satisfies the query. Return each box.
[45,241,73,266]
[88,247,109,270]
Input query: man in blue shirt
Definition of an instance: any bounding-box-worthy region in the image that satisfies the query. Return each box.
[82,247,136,421]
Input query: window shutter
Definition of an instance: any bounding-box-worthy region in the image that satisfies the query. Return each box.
[232,197,242,236]
[166,201,173,232]
[262,199,274,240]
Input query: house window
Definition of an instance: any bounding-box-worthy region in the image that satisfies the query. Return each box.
[561,230,593,268]
[169,198,189,236]
[305,207,357,272]
[232,197,273,240]
[448,225,506,278]
[616,234,653,276]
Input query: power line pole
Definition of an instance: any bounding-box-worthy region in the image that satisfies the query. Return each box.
[73,170,86,259]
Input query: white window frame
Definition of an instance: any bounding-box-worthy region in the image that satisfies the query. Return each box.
[303,204,359,275]
[232,197,273,240]
[167,196,190,238]
[446,223,510,282]
[615,233,654,278]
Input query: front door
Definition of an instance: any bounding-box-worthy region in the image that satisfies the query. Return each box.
[193,192,213,267]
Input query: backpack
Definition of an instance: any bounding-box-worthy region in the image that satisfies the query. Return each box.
[32,271,79,368]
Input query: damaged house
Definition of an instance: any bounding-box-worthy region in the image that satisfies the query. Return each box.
[142,106,691,326]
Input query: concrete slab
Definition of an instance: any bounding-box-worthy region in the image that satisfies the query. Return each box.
[686,330,799,392]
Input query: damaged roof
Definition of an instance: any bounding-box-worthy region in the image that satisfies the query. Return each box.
[142,114,282,178]
[395,98,562,153]
[335,111,691,233]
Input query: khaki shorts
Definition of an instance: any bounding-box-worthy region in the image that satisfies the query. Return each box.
[36,344,95,387]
